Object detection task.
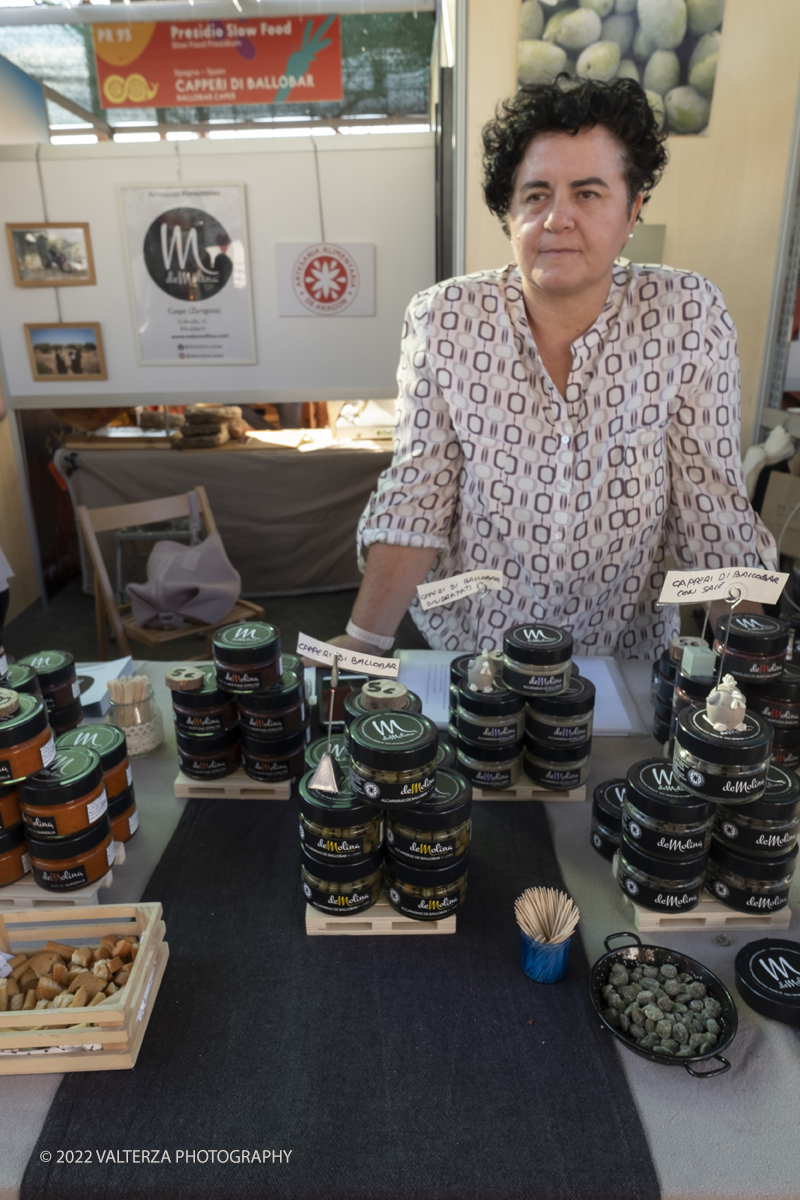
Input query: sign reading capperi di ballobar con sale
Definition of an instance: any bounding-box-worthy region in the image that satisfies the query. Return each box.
[92,15,342,109]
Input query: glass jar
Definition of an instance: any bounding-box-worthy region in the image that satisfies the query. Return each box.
[241,728,305,783]
[107,695,164,757]
[591,814,620,862]
[177,725,241,780]
[385,769,472,867]
[0,781,22,831]
[714,764,800,856]
[591,777,625,859]
[449,654,477,726]
[108,786,139,843]
[237,671,306,740]
[0,822,29,887]
[770,743,800,770]
[522,732,592,790]
[0,694,55,785]
[171,666,239,736]
[212,621,282,693]
[344,682,421,740]
[706,837,798,914]
[57,724,131,803]
[622,758,713,859]
[18,650,79,715]
[305,734,349,771]
[617,839,707,913]
[672,663,718,733]
[349,711,438,810]
[49,699,83,736]
[4,662,42,701]
[456,678,524,746]
[27,815,115,891]
[525,675,595,749]
[502,623,572,697]
[673,705,773,804]
[301,846,383,915]
[299,770,383,865]
[436,736,456,769]
[713,613,789,682]
[384,848,468,921]
[456,736,523,791]
[21,746,107,839]
[744,660,800,730]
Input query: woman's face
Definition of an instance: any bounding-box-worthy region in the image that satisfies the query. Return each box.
[507,124,642,301]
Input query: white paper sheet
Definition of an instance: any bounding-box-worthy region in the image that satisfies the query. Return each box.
[396,651,645,736]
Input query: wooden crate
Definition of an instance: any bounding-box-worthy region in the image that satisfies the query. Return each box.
[631,894,793,933]
[174,767,291,801]
[0,842,127,911]
[306,894,456,936]
[0,903,167,1072]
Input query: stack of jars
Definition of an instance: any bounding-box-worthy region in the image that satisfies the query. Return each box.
[0,667,55,890]
[590,777,625,861]
[57,725,137,846]
[19,650,82,735]
[718,614,800,770]
[651,637,707,745]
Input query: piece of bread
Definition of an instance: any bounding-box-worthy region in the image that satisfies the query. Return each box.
[44,941,76,958]
[71,947,93,968]
[67,971,105,998]
[37,978,64,1002]
[70,986,89,1009]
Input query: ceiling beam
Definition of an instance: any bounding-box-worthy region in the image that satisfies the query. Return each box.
[0,0,435,27]
[42,83,111,136]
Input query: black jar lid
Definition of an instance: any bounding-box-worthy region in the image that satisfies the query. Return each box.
[457,735,523,763]
[176,725,240,755]
[306,735,348,768]
[344,686,421,728]
[172,667,229,709]
[298,769,373,823]
[212,621,281,665]
[5,662,39,696]
[385,845,468,887]
[710,834,798,880]
[715,613,789,656]
[27,814,112,861]
[237,671,303,712]
[56,724,127,772]
[525,674,596,718]
[675,704,773,766]
[457,678,524,718]
[240,726,304,757]
[503,624,573,666]
[281,653,301,675]
[18,650,75,688]
[676,668,719,701]
[658,649,677,683]
[0,693,48,749]
[23,746,103,806]
[619,837,708,880]
[107,785,136,819]
[349,711,438,772]
[390,769,472,831]
[436,736,456,768]
[735,938,800,1026]
[745,660,800,703]
[301,844,382,883]
[0,820,26,856]
[523,733,592,763]
[450,654,475,686]
[593,778,626,830]
[626,758,712,824]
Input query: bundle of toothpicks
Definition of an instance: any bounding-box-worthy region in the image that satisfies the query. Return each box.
[108,675,151,704]
[515,886,580,946]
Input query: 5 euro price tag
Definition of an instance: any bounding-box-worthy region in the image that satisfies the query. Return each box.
[416,570,503,611]
[657,567,789,607]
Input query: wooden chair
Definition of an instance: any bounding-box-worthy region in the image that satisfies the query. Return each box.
[77,486,265,661]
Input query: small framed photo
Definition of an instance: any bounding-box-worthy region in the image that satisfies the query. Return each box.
[6,222,96,287]
[24,323,107,382]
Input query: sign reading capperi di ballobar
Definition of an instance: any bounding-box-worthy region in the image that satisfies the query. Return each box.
[92,15,342,109]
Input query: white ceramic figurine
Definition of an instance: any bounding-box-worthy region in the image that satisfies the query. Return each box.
[468,650,498,692]
[705,674,747,732]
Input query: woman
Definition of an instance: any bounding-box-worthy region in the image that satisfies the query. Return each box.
[335,78,776,658]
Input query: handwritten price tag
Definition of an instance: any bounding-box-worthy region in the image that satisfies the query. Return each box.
[658,567,789,607]
[296,633,399,678]
[417,570,504,612]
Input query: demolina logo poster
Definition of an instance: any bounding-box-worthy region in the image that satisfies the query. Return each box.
[93,15,342,108]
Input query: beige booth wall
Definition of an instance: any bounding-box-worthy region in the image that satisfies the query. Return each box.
[0,413,39,623]
[463,0,800,454]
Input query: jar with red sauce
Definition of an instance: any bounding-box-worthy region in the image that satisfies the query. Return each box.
[27,815,114,891]
[171,667,238,736]
[0,822,30,887]
[21,746,108,839]
[176,726,241,780]
[714,614,789,682]
[0,782,22,831]
[212,622,282,694]
[108,786,139,843]
[0,694,55,785]
[743,661,800,732]
[19,650,80,716]
[56,724,132,803]
[241,727,306,783]
[237,671,306,739]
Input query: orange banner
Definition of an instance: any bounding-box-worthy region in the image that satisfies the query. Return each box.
[92,15,342,109]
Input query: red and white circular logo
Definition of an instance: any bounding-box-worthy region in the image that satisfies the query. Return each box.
[292,243,360,315]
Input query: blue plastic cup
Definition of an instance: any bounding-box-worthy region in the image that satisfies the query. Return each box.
[520,929,571,983]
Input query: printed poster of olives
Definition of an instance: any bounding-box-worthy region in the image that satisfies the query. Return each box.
[518,0,725,135]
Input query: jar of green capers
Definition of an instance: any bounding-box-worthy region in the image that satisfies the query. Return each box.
[299,770,383,866]
[385,769,472,868]
[384,849,468,921]
[349,711,438,810]
[301,846,383,916]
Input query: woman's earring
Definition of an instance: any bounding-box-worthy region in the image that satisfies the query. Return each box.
[628,233,634,240]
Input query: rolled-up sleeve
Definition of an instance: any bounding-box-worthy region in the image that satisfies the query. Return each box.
[664,287,778,572]
[357,289,464,566]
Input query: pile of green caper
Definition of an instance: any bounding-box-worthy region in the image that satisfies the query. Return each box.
[601,959,724,1056]
[518,0,724,135]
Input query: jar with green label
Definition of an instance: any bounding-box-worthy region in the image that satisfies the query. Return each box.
[385,769,472,868]
[301,846,383,915]
[299,770,383,865]
[212,622,282,693]
[349,711,438,810]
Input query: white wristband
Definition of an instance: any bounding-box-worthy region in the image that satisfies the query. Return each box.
[346,619,395,653]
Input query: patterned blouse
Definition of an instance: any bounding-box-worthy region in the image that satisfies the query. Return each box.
[357,263,777,657]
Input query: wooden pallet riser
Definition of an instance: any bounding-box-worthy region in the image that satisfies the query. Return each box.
[634,901,792,933]
[473,784,586,802]
[174,768,292,801]
[306,896,456,936]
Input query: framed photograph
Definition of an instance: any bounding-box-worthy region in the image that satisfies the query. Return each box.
[6,222,96,287]
[24,323,107,382]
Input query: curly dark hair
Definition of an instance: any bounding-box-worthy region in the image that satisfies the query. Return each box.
[482,78,668,235]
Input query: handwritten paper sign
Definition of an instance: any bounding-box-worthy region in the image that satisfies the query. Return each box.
[658,567,789,607]
[297,633,399,678]
[417,570,504,612]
